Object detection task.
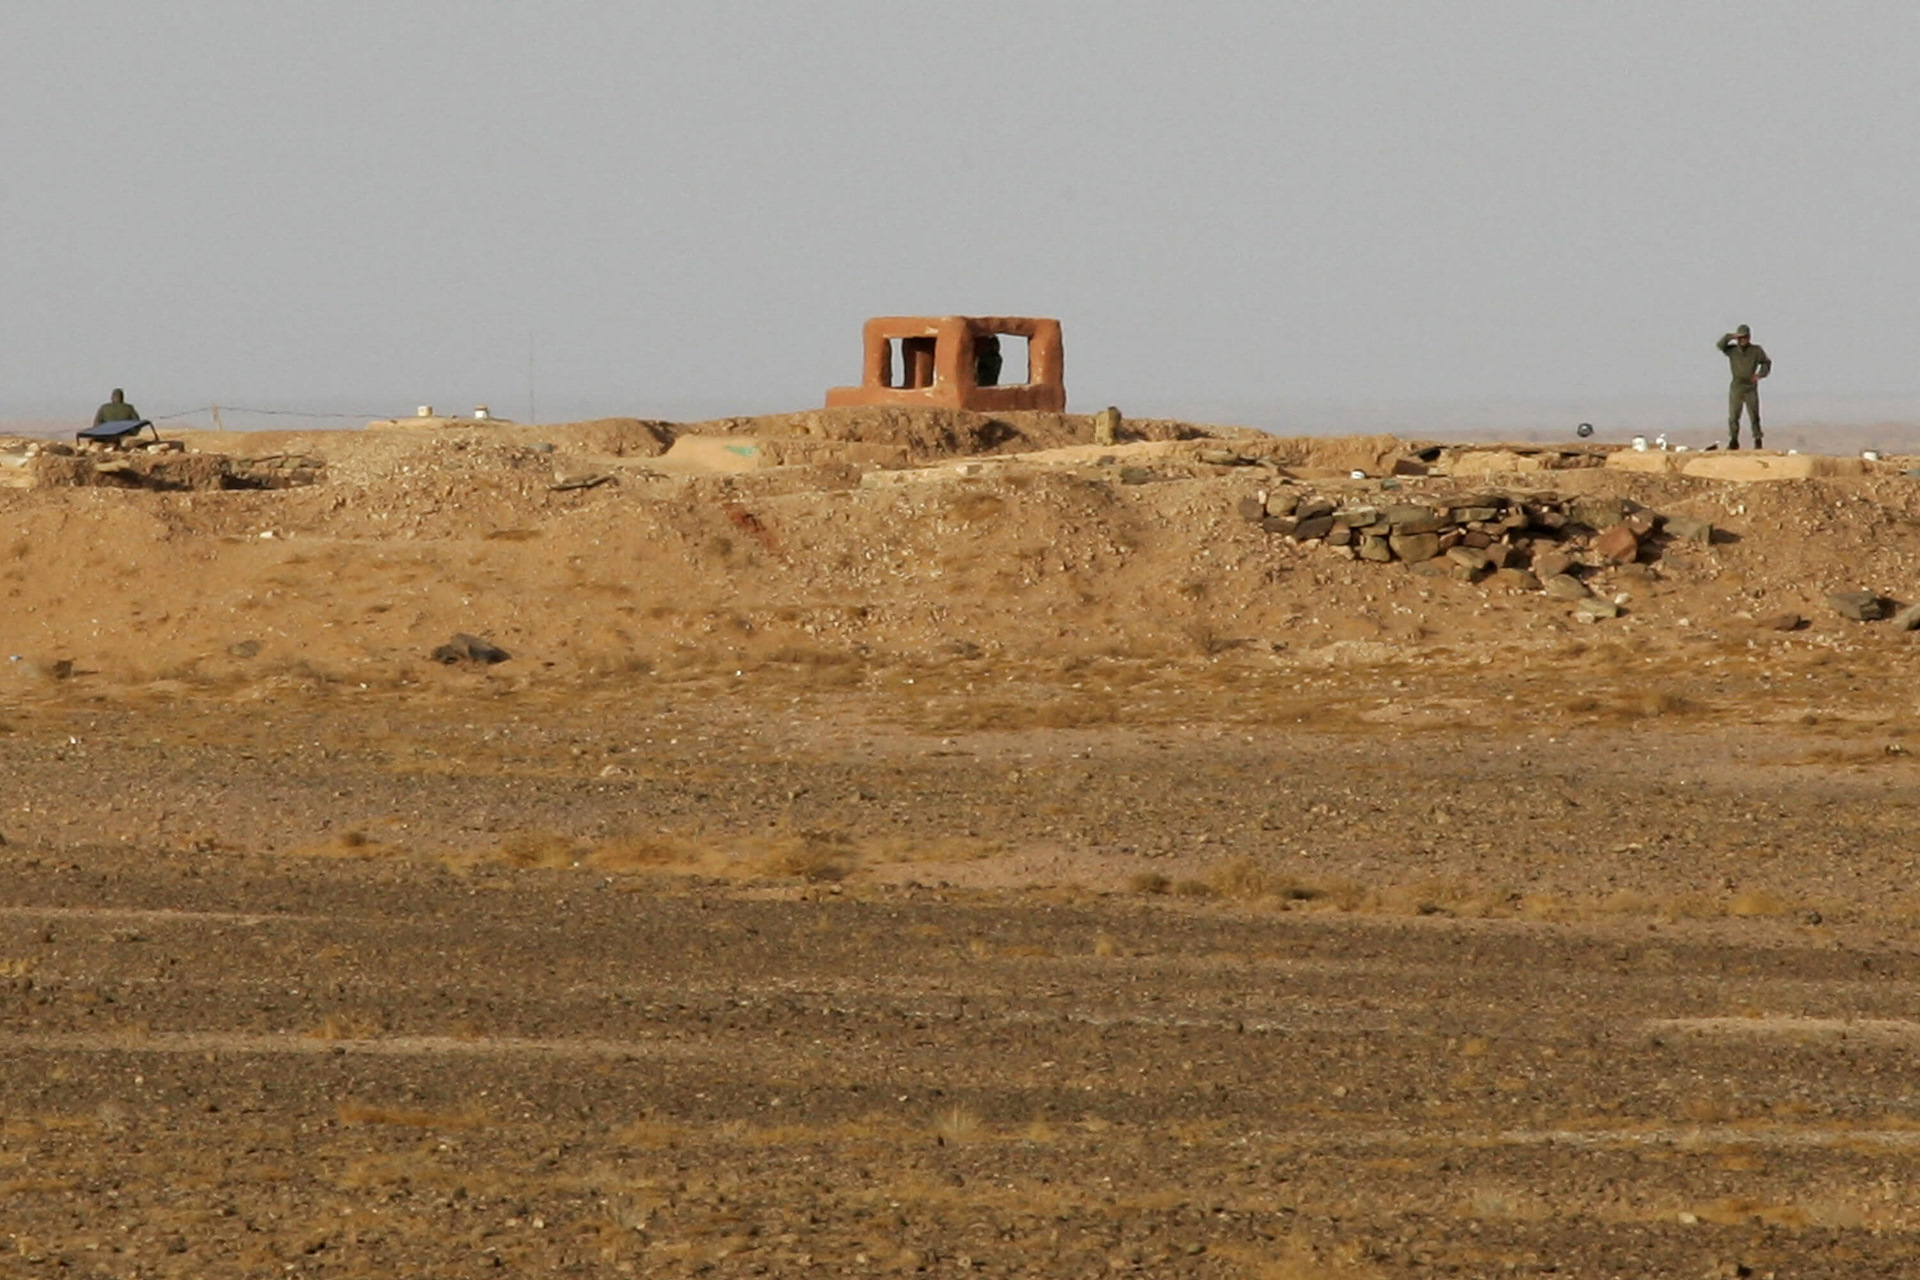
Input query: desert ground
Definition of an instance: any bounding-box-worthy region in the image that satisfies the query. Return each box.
[2,409,1920,1277]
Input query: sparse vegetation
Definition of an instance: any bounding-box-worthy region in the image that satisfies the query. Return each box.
[6,415,1920,1273]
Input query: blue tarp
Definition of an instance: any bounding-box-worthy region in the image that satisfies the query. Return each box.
[77,419,153,442]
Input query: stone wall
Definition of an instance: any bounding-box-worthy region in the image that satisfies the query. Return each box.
[1237,482,1714,620]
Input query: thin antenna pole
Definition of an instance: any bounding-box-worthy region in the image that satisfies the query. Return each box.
[527,334,537,426]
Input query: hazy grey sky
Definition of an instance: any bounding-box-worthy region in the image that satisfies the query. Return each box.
[6,2,1918,428]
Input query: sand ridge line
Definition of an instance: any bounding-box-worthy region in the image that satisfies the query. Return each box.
[1249,1123,1920,1152]
[1646,1016,1920,1040]
[0,1030,709,1058]
[0,906,302,925]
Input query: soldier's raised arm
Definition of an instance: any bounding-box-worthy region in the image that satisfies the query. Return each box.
[1717,332,1735,354]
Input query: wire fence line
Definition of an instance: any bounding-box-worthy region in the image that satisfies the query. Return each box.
[150,405,394,423]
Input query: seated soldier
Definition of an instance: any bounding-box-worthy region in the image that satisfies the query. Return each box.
[92,389,142,427]
[79,388,155,445]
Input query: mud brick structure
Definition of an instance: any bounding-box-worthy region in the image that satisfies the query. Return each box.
[826,316,1066,412]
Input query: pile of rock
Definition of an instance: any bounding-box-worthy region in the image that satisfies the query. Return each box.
[223,453,327,489]
[23,446,325,492]
[1237,485,1715,611]
[1828,591,1920,630]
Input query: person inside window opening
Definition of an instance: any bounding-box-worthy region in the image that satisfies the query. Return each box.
[974,334,1003,387]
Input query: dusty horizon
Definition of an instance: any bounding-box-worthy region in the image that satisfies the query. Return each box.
[10,6,1920,425]
[12,390,1920,455]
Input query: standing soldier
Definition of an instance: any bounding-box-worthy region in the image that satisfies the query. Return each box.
[1716,325,1771,450]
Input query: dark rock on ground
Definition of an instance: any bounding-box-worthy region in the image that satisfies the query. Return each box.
[1593,525,1639,564]
[1828,590,1889,622]
[432,633,512,664]
[1389,532,1441,563]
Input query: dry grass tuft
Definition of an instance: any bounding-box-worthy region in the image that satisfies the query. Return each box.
[1204,857,1330,903]
[1690,1196,1809,1228]
[1206,856,1272,899]
[1215,1239,1386,1280]
[1795,743,1913,767]
[336,1101,484,1129]
[482,825,1003,885]
[916,694,1122,732]
[307,1013,383,1041]
[755,830,857,882]
[761,643,861,669]
[285,829,401,861]
[0,1177,79,1196]
[860,833,1004,864]
[1728,889,1795,918]
[1128,871,1172,895]
[1181,621,1239,657]
[615,1117,683,1150]
[1645,688,1700,716]
[1591,686,1707,722]
[945,491,1006,524]
[933,1105,982,1145]
[582,652,655,679]
[496,831,583,869]
[753,644,866,689]
[585,833,703,873]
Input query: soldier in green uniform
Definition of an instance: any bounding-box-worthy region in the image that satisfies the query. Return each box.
[91,389,141,427]
[1716,326,1771,450]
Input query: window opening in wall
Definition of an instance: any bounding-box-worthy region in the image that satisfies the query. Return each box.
[975,334,1030,387]
[883,336,938,389]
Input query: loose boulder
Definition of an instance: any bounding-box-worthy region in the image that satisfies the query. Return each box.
[432,633,513,665]
[1567,496,1628,531]
[1494,568,1542,591]
[1446,546,1491,573]
[1828,590,1890,622]
[1534,550,1576,579]
[1593,525,1640,564]
[1663,514,1714,543]
[1389,532,1442,563]
[1292,514,1335,541]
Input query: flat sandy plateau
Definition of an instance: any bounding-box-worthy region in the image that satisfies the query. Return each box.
[2,411,1920,1277]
